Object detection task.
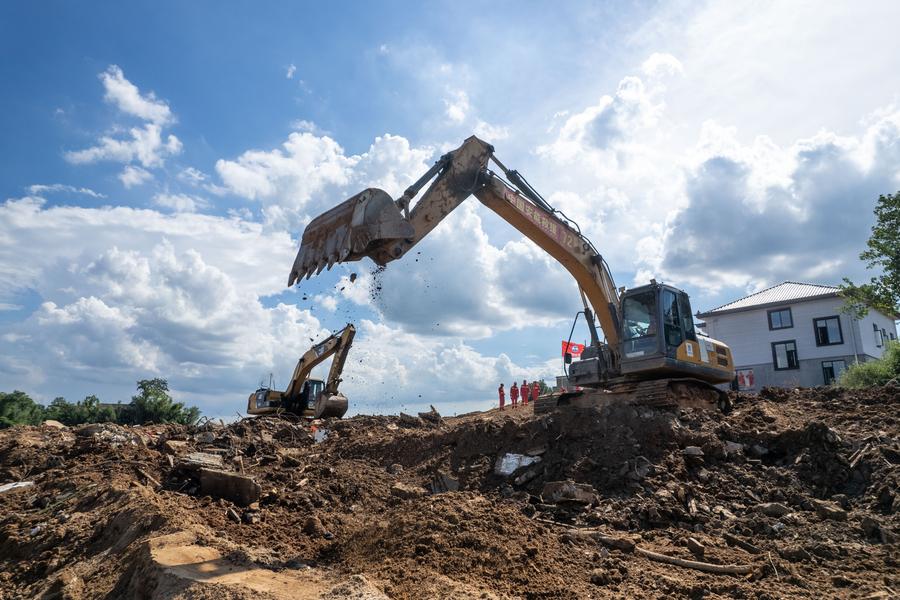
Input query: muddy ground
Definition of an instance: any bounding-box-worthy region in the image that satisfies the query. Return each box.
[1,385,898,599]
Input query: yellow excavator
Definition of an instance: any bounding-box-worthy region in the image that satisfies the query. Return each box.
[289,136,734,412]
[247,324,355,419]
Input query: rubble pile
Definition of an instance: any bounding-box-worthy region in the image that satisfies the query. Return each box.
[0,386,898,598]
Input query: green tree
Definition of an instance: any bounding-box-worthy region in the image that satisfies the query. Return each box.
[46,395,117,426]
[119,378,200,425]
[0,391,45,428]
[841,191,900,318]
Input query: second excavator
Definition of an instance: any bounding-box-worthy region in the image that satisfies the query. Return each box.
[288,136,734,412]
[247,324,355,419]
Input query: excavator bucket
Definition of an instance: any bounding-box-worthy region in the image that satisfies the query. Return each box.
[288,188,414,286]
[314,392,349,419]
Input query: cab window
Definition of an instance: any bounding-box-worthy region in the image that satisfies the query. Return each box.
[622,292,657,340]
[662,290,683,347]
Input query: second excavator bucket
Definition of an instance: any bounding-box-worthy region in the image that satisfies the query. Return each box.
[288,188,414,286]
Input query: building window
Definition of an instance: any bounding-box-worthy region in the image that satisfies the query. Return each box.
[874,323,884,348]
[813,316,843,346]
[822,360,846,385]
[768,307,793,330]
[772,340,799,370]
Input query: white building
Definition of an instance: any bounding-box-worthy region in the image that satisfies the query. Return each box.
[697,282,899,391]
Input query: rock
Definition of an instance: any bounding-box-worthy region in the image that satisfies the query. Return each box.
[195,431,216,444]
[304,515,327,536]
[429,471,459,494]
[755,502,792,517]
[387,463,404,475]
[541,480,597,504]
[242,511,261,525]
[811,499,847,521]
[724,441,744,456]
[164,440,189,455]
[390,482,426,500]
[198,469,261,506]
[686,537,705,557]
[750,444,769,457]
[779,545,812,562]
[226,508,241,523]
[42,420,66,429]
[682,446,704,457]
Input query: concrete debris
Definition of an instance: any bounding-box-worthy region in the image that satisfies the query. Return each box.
[541,480,597,504]
[755,502,792,518]
[177,452,225,470]
[163,440,189,455]
[686,537,705,557]
[390,482,426,500]
[42,420,66,429]
[811,499,848,521]
[495,453,540,476]
[198,468,261,506]
[0,481,35,494]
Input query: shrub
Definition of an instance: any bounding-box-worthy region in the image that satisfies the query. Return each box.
[839,341,900,388]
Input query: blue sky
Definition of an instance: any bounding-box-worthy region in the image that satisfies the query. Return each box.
[2,1,899,418]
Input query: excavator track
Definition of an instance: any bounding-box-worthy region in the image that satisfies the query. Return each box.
[534,378,730,415]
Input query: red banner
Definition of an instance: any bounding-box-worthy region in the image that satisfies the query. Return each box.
[562,341,585,357]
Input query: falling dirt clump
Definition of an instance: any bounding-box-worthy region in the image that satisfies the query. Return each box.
[1,386,899,598]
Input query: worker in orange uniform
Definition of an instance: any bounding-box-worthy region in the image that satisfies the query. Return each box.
[510,382,519,409]
[531,380,541,405]
[498,383,505,411]
[521,379,530,406]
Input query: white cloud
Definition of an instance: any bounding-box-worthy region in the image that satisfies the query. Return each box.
[66,66,182,177]
[285,64,296,79]
[658,107,900,293]
[215,132,433,228]
[473,120,510,141]
[66,123,182,168]
[152,193,208,213]
[641,52,684,78]
[27,184,105,198]
[100,65,173,125]
[119,165,153,188]
[443,89,469,124]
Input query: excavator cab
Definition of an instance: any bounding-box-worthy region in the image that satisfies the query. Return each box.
[619,283,732,383]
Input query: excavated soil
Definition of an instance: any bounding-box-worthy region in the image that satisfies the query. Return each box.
[1,385,899,599]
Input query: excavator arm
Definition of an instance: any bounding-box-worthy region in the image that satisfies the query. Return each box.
[283,324,356,398]
[289,136,621,347]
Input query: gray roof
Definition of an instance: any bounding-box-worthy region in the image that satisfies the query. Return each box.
[697,281,839,317]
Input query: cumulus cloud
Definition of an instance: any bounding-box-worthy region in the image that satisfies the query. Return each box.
[443,89,469,124]
[100,65,173,125]
[119,165,153,188]
[66,66,182,174]
[641,52,684,78]
[66,123,182,168]
[285,64,296,79]
[215,132,433,228]
[658,109,900,293]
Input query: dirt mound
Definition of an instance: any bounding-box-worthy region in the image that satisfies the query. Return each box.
[1,385,899,598]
